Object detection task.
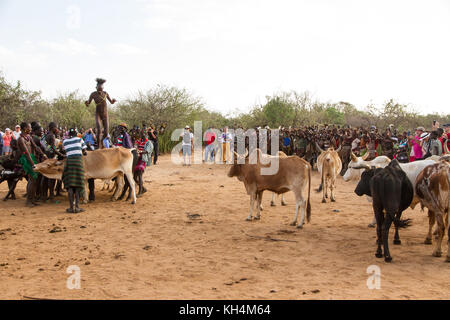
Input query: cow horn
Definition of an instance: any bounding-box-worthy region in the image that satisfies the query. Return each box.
[445,142,449,154]
[244,149,249,158]
[361,152,370,161]
[315,142,324,153]
[336,144,342,153]
[350,151,358,162]
[352,164,371,170]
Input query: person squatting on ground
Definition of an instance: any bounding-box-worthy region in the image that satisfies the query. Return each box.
[62,128,87,214]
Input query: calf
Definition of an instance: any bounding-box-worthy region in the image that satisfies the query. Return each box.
[415,159,449,261]
[355,160,414,262]
[228,149,312,228]
[316,144,342,203]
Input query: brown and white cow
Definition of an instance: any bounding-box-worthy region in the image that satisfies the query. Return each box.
[415,158,449,261]
[34,147,136,204]
[228,149,312,228]
[316,144,342,203]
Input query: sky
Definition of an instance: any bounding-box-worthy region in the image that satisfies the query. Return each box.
[0,0,449,115]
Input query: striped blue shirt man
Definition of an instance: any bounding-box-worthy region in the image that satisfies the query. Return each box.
[63,137,87,158]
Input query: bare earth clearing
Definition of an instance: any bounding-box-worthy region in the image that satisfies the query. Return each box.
[0,154,448,300]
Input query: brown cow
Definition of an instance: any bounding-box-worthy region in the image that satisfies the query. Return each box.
[316,144,342,203]
[228,149,312,228]
[34,147,136,204]
[415,158,449,261]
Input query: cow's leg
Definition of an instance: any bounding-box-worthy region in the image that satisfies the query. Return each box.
[270,193,276,206]
[432,212,445,258]
[393,211,402,245]
[48,179,56,201]
[254,191,263,220]
[82,180,89,204]
[446,212,450,262]
[374,210,384,258]
[246,194,256,221]
[424,210,435,245]
[291,190,306,228]
[330,176,336,202]
[382,213,394,262]
[112,175,124,201]
[4,179,13,201]
[124,170,137,205]
[281,193,287,206]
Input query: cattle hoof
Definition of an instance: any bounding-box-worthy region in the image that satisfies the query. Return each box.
[296,224,303,229]
[321,199,326,203]
[290,222,296,226]
[424,238,432,245]
[384,257,392,263]
[270,202,275,207]
[432,251,442,257]
[246,218,252,222]
[281,202,287,206]
[393,239,401,245]
[131,201,136,205]
[375,253,383,258]
[446,256,450,263]
[368,223,376,228]
[331,199,336,203]
[253,216,260,220]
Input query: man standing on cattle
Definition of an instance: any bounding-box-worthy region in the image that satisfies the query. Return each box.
[62,128,87,214]
[85,78,117,149]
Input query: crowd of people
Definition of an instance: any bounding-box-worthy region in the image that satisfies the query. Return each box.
[1,117,448,211]
[191,122,450,174]
[0,120,163,210]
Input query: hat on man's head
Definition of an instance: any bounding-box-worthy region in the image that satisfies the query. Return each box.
[119,122,128,129]
[185,125,190,129]
[416,126,425,132]
[419,132,430,140]
[15,125,20,128]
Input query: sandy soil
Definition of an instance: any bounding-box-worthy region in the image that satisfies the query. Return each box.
[0,154,448,300]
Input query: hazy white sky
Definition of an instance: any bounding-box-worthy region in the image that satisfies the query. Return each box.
[0,0,449,115]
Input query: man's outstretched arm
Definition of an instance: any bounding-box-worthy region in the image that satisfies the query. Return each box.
[85,92,95,107]
[106,93,117,104]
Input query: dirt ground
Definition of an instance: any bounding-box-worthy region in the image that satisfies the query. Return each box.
[0,154,449,300]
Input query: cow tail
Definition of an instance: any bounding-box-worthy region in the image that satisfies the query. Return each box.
[307,164,312,223]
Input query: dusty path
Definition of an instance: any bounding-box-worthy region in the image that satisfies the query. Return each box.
[0,154,448,299]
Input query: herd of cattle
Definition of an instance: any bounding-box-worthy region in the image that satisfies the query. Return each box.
[0,143,448,263]
[228,146,449,263]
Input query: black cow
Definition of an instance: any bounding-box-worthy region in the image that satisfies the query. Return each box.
[354,159,414,262]
[0,165,25,201]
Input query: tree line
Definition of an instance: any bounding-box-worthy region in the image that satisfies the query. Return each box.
[1,72,448,153]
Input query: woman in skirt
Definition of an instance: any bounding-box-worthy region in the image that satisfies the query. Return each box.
[62,128,87,213]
